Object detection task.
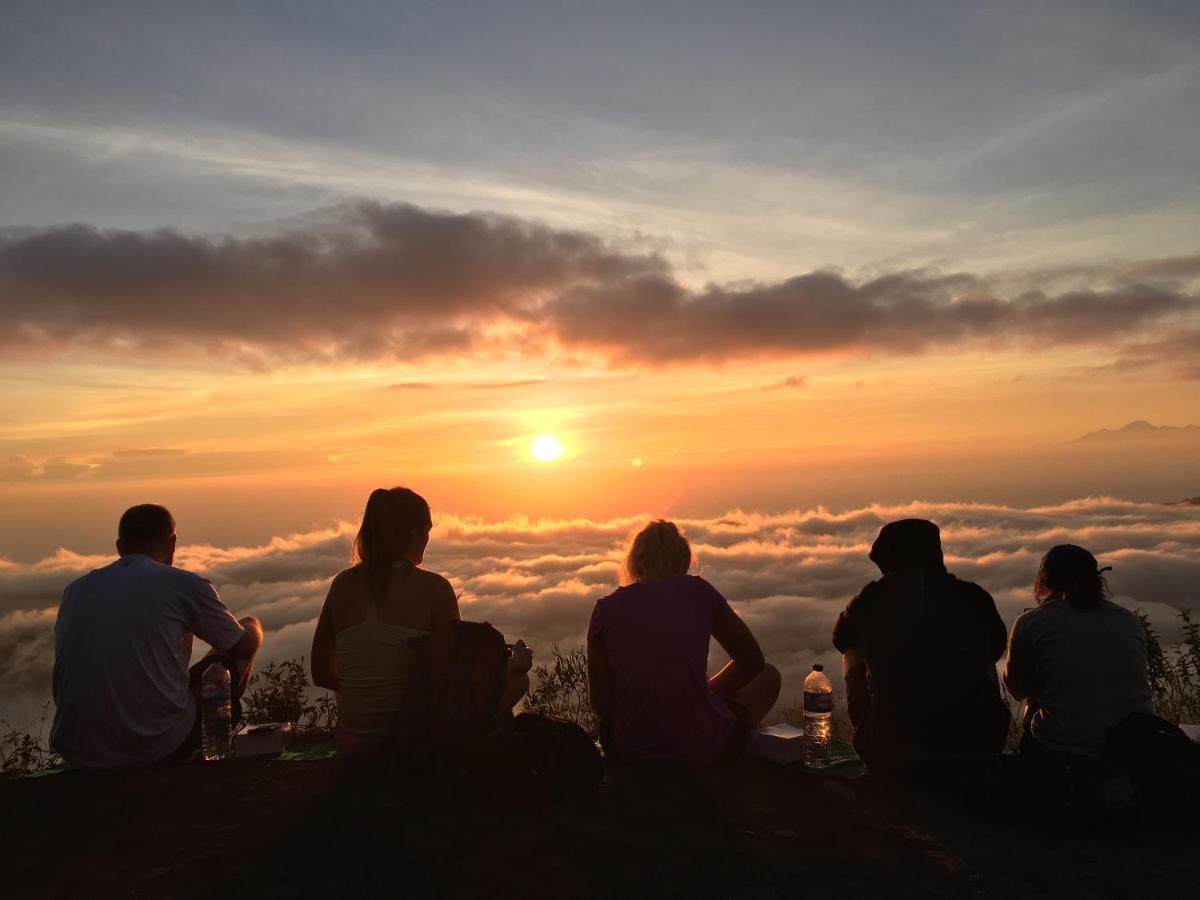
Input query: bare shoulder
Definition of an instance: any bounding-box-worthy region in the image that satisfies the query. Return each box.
[327,565,366,597]
[411,567,456,597]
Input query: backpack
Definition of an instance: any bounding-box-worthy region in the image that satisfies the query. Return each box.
[393,620,508,765]
[472,712,604,795]
[391,622,603,793]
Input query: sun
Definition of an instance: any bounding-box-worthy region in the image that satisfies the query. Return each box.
[530,434,564,462]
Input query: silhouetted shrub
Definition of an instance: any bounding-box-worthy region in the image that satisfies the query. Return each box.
[522,645,598,736]
[997,679,1023,752]
[244,658,338,735]
[1141,608,1200,726]
[1,703,60,776]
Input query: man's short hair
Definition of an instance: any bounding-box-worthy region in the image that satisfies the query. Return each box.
[118,504,175,547]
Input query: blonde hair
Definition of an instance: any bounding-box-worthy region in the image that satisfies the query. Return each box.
[623,519,692,584]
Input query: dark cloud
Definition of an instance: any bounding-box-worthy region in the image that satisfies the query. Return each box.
[2,497,1197,726]
[1121,255,1200,281]
[764,376,807,390]
[112,448,190,457]
[466,379,548,390]
[1105,329,1200,380]
[0,201,664,364]
[2,202,1197,369]
[545,273,1196,364]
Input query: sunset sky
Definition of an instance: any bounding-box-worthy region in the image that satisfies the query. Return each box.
[2,3,1199,723]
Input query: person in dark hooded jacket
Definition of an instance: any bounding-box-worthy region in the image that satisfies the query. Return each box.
[832,519,1010,774]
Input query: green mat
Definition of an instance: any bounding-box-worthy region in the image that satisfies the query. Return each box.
[19,744,336,777]
[276,743,337,762]
[819,738,867,777]
[20,765,68,779]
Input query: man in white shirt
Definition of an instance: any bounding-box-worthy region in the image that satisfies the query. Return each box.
[51,504,264,768]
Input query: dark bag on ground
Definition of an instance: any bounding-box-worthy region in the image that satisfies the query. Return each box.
[473,712,603,795]
[973,714,1200,827]
[1103,712,1200,824]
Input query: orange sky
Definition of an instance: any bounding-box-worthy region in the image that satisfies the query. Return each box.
[4,340,1198,560]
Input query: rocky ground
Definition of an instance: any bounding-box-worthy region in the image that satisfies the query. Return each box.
[2,751,1195,899]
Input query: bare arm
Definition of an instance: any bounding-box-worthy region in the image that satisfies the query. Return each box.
[431,578,462,629]
[1002,617,1033,702]
[228,616,264,662]
[841,646,866,679]
[310,586,339,692]
[709,603,766,697]
[587,635,612,718]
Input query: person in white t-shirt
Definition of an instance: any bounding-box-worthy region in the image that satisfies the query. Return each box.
[50,504,264,769]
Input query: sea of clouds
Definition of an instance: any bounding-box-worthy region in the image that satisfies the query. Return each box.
[2,496,1198,728]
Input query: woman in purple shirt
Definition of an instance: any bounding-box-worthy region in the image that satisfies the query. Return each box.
[586,520,781,767]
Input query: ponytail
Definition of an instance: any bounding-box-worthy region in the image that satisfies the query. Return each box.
[1034,544,1110,610]
[352,487,432,606]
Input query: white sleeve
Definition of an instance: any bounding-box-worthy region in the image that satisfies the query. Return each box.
[183,575,246,656]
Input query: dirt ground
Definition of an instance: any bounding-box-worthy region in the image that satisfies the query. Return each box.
[2,753,1195,899]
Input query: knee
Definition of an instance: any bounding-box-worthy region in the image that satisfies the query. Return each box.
[762,663,782,699]
[513,672,530,697]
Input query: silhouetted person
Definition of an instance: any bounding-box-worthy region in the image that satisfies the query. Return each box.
[833,519,1009,775]
[587,520,781,767]
[51,504,263,768]
[1004,544,1153,754]
[310,487,533,758]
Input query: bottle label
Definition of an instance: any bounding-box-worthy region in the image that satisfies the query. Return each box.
[803,690,832,714]
[201,683,230,704]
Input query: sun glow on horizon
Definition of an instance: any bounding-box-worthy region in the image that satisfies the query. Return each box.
[530,434,565,462]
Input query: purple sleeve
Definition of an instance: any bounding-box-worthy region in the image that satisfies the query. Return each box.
[185,577,246,655]
[586,599,605,643]
[693,577,731,622]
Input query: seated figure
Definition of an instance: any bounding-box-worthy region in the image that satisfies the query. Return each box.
[310,487,533,758]
[1004,544,1154,754]
[586,519,781,768]
[833,519,1009,774]
[51,504,263,768]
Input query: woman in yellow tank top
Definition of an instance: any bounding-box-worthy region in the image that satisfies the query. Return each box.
[310,487,533,756]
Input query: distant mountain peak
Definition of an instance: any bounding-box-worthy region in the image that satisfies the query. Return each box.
[1073,420,1200,443]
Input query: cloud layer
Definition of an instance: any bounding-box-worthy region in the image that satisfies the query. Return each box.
[3,202,1197,369]
[3,496,1198,727]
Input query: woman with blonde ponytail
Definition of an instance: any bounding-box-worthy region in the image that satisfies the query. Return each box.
[586,520,780,767]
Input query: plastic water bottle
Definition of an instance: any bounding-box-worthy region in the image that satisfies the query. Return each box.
[803,663,833,769]
[200,661,233,761]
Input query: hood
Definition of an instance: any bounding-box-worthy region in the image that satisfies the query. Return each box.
[869,519,946,576]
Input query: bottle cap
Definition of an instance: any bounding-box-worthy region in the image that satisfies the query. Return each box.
[812,663,823,672]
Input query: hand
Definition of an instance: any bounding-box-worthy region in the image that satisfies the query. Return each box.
[509,640,533,673]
